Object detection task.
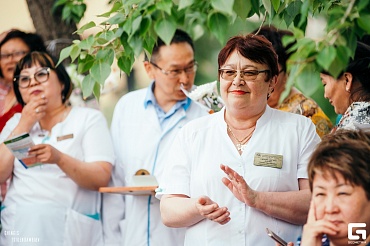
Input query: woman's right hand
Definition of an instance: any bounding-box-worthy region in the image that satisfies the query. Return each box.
[196,196,230,225]
[301,200,339,246]
[18,95,47,130]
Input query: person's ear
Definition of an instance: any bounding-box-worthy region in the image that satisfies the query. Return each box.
[143,61,155,80]
[344,72,353,92]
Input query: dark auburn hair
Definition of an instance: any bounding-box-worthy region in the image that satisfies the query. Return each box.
[308,129,370,200]
[13,51,72,106]
[218,34,279,82]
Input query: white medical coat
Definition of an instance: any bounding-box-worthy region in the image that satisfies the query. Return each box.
[0,107,115,246]
[158,106,321,246]
[103,87,207,246]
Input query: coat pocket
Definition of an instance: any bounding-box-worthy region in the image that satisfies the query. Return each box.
[63,209,103,246]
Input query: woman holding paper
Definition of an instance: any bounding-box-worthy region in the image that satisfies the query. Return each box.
[158,34,320,245]
[0,51,114,245]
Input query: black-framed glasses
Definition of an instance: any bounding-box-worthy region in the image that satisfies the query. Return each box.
[14,67,51,88]
[219,69,270,81]
[0,51,28,61]
[150,61,198,78]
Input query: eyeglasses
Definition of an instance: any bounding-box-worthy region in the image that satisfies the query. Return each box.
[219,69,270,81]
[0,51,28,61]
[150,61,198,78]
[14,67,50,88]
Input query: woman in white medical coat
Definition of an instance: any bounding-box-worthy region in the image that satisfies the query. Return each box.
[0,51,114,245]
[159,34,320,246]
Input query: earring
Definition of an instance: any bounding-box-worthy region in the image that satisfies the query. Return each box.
[62,94,65,100]
[346,88,350,92]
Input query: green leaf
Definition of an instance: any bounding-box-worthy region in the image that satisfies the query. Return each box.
[122,0,143,7]
[90,61,111,85]
[132,15,142,34]
[62,6,72,23]
[211,0,234,16]
[70,45,81,63]
[357,14,370,33]
[139,17,151,36]
[77,54,95,74]
[117,53,135,75]
[154,17,177,45]
[178,0,194,10]
[93,82,101,101]
[233,0,252,20]
[81,74,95,98]
[295,63,321,97]
[143,36,156,55]
[262,0,272,15]
[57,46,72,67]
[128,35,143,57]
[157,0,172,15]
[271,0,280,13]
[96,48,115,65]
[106,13,126,25]
[99,30,116,42]
[283,0,302,27]
[208,12,229,45]
[79,35,94,50]
[316,46,336,71]
[76,21,96,35]
[250,0,260,15]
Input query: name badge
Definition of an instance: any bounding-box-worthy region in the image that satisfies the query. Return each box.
[57,134,74,142]
[253,152,283,169]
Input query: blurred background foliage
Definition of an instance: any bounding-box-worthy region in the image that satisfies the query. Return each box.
[55,0,370,124]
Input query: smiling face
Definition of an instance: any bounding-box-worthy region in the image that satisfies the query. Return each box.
[313,171,370,242]
[320,73,351,114]
[0,38,30,83]
[219,50,275,114]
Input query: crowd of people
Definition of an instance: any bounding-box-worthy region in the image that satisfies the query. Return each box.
[0,25,369,246]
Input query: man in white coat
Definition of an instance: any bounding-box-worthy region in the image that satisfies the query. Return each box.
[103,29,208,246]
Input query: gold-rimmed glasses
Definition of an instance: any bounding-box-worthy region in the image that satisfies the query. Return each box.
[219,69,270,81]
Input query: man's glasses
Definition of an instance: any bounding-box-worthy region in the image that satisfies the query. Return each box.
[150,62,198,78]
[0,51,28,61]
[219,69,270,81]
[14,67,51,88]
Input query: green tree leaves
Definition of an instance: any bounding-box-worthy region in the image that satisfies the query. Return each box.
[58,0,370,99]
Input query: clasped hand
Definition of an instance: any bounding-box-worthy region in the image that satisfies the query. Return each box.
[196,196,230,225]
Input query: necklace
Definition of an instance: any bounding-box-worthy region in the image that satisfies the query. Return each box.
[227,124,256,152]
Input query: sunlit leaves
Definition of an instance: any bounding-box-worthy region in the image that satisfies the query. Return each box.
[233,0,252,20]
[208,12,228,45]
[154,17,177,45]
[211,0,234,16]
[56,0,370,100]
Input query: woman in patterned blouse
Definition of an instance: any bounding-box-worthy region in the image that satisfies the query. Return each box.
[320,41,370,133]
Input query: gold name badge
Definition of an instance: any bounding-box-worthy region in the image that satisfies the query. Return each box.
[57,134,74,142]
[253,152,283,169]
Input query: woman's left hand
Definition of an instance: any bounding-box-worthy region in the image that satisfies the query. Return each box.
[28,144,62,164]
[220,164,258,208]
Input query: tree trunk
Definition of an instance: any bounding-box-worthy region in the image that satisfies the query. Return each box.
[25,0,80,60]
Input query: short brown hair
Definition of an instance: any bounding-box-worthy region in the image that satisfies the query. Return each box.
[218,34,279,82]
[308,129,370,200]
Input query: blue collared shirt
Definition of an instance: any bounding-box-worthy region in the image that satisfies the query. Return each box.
[144,81,190,129]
